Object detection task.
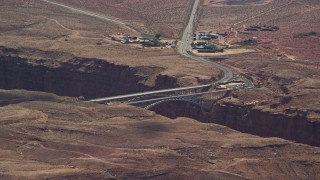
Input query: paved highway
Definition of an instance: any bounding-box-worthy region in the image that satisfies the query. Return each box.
[87,0,237,104]
[87,84,211,103]
[43,0,234,84]
[178,0,233,83]
[43,0,243,104]
[126,89,231,105]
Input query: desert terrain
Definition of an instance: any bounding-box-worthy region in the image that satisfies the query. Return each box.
[1,0,320,179]
[198,0,320,61]
[145,0,318,147]
[0,90,320,179]
[0,0,219,88]
[193,0,320,117]
[53,0,194,38]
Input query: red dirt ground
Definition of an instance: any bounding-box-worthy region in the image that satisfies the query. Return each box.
[54,0,194,38]
[0,90,319,179]
[198,0,320,61]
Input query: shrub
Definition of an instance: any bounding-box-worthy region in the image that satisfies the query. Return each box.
[155,34,161,39]
[238,39,258,46]
[204,44,223,52]
[294,32,317,38]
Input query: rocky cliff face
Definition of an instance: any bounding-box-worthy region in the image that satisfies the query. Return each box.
[151,101,320,146]
[0,49,179,99]
[1,47,319,147]
[1,94,320,179]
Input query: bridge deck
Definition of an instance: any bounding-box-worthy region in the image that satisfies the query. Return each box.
[87,84,212,103]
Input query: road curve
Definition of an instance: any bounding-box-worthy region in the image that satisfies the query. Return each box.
[178,0,233,83]
[42,0,234,84]
[42,0,238,103]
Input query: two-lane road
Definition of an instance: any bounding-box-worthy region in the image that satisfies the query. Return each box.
[42,0,234,85]
[87,0,237,104]
[178,0,234,83]
[42,0,242,104]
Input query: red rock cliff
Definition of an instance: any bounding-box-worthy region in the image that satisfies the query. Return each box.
[0,48,179,99]
[151,101,320,146]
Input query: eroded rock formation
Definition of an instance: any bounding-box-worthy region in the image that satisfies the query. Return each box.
[151,101,320,146]
[0,47,179,99]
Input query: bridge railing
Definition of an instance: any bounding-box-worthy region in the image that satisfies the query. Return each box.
[86,84,213,104]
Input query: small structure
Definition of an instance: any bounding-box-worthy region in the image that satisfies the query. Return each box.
[198,49,216,53]
[195,32,219,41]
[141,33,156,39]
[110,32,173,48]
[216,80,246,89]
[191,40,208,49]
[245,25,279,32]
[217,32,228,36]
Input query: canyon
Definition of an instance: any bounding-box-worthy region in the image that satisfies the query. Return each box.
[0,46,181,100]
[1,46,319,147]
[1,0,320,179]
[1,91,319,179]
[151,100,320,146]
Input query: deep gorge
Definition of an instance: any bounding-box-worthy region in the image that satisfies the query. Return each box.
[150,101,320,146]
[0,47,319,147]
[0,50,178,99]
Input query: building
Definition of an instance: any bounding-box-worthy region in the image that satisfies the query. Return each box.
[196,32,219,40]
[197,49,216,53]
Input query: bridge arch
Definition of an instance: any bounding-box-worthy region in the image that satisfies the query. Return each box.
[144,98,206,110]
[126,93,174,103]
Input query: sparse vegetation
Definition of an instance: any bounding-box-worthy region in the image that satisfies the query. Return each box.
[245,25,279,32]
[194,41,207,46]
[1,1,320,179]
[294,32,318,38]
[141,39,165,47]
[238,39,258,46]
[199,0,320,61]
[54,0,194,38]
[155,34,161,39]
[204,44,224,52]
